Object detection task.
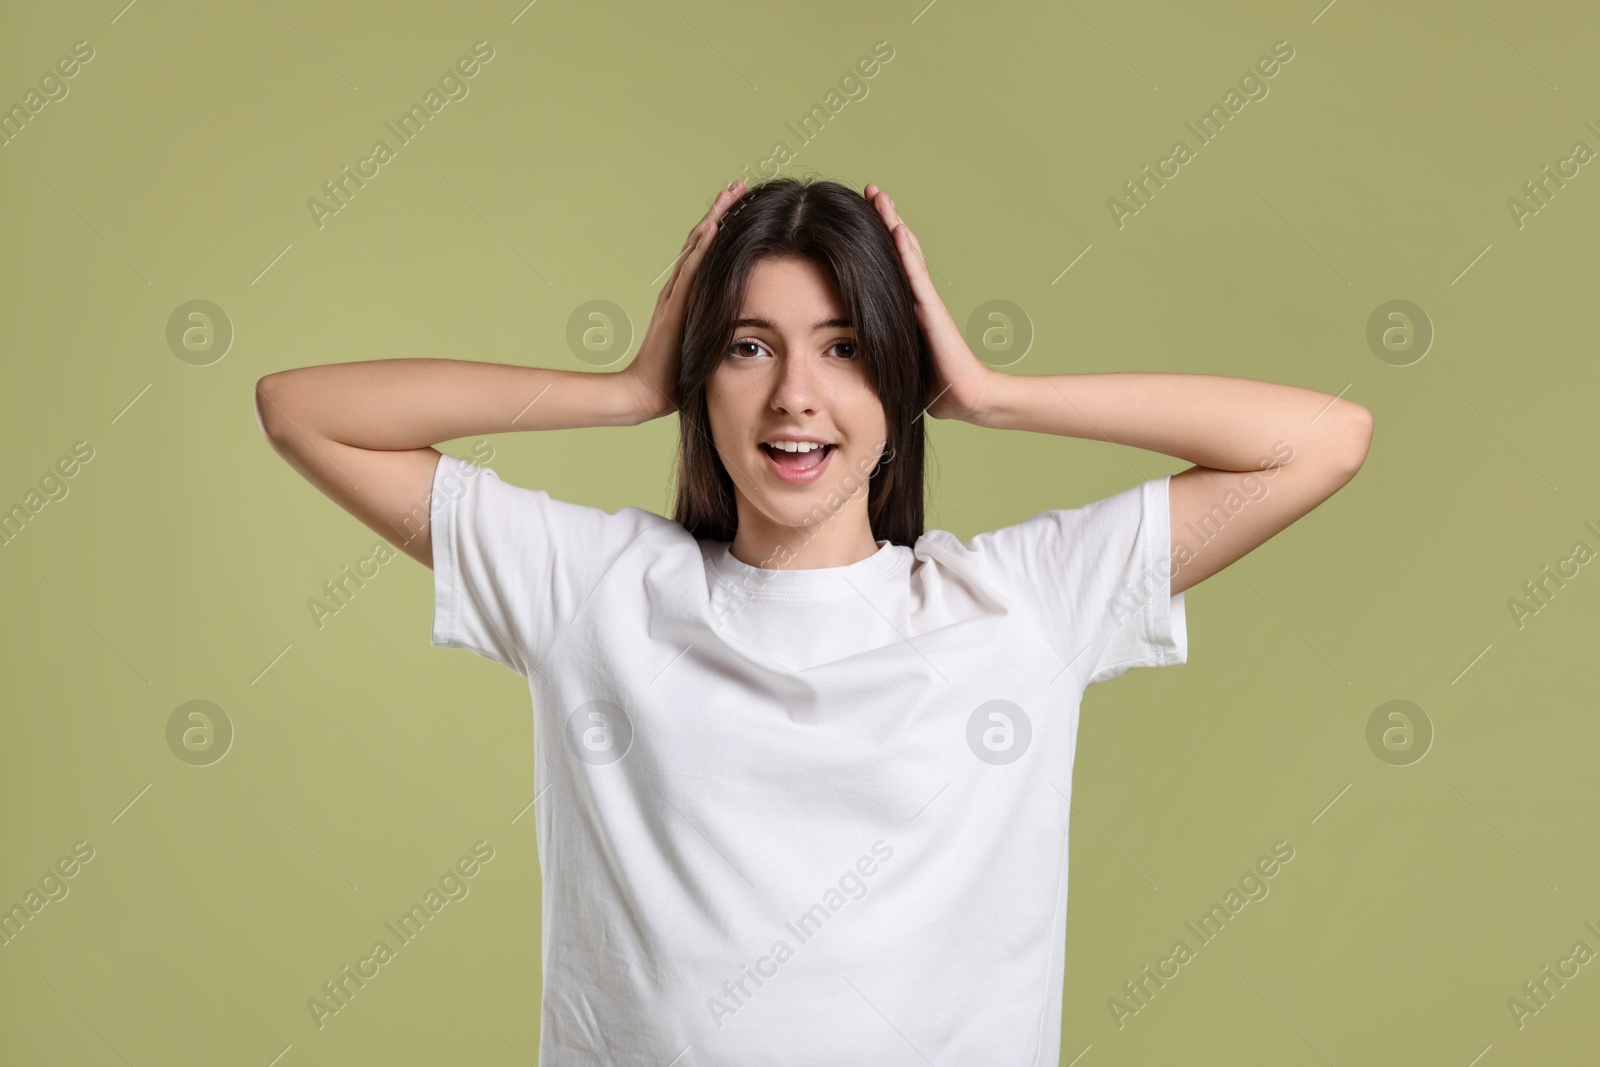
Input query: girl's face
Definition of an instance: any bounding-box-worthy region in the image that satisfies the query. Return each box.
[706,254,889,541]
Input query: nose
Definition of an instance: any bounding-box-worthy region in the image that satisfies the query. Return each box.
[769,348,821,416]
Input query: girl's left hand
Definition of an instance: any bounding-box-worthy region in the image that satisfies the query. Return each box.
[866,184,997,424]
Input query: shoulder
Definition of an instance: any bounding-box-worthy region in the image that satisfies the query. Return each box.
[915,481,1146,556]
[437,452,676,524]
[432,452,692,562]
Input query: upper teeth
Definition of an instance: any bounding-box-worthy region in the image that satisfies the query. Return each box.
[768,441,826,453]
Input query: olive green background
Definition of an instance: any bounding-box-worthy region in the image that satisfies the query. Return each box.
[3,0,1597,1063]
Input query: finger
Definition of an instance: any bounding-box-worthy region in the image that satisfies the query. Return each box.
[864,188,945,321]
[692,180,746,245]
[871,191,932,282]
[666,222,713,303]
[662,211,713,296]
[890,222,940,308]
[672,182,745,276]
[664,182,746,305]
[900,219,925,262]
[659,226,701,303]
[867,186,903,233]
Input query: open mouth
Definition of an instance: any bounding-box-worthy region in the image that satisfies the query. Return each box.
[759,442,836,478]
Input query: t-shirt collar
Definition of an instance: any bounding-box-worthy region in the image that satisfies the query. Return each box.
[707,538,903,600]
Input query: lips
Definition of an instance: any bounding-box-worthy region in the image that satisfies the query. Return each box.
[759,442,836,484]
[761,442,832,468]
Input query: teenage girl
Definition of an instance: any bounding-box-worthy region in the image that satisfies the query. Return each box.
[256,176,1371,1066]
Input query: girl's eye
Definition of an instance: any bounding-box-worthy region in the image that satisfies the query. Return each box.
[725,339,858,359]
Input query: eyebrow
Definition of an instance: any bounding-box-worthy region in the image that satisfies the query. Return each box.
[734,316,854,331]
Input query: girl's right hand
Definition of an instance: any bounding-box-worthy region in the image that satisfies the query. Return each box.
[620,180,747,423]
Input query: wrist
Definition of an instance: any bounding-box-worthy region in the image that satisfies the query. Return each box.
[613,369,671,426]
[964,368,1008,429]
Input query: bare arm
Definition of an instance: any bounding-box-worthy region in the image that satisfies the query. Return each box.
[253,361,649,567]
[254,180,751,568]
[973,372,1373,596]
[859,182,1373,598]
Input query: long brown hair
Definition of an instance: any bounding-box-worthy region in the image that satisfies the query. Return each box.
[671,175,932,547]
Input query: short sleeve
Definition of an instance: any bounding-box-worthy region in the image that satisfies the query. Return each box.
[428,451,663,677]
[961,475,1187,688]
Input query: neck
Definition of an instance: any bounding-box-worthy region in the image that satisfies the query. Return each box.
[727,508,880,570]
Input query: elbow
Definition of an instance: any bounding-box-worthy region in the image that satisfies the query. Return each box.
[1348,404,1374,465]
[253,373,292,444]
[1333,404,1373,481]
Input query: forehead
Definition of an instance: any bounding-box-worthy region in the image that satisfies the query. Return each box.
[739,256,849,325]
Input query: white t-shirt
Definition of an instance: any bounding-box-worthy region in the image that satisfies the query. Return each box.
[428,451,1187,1066]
